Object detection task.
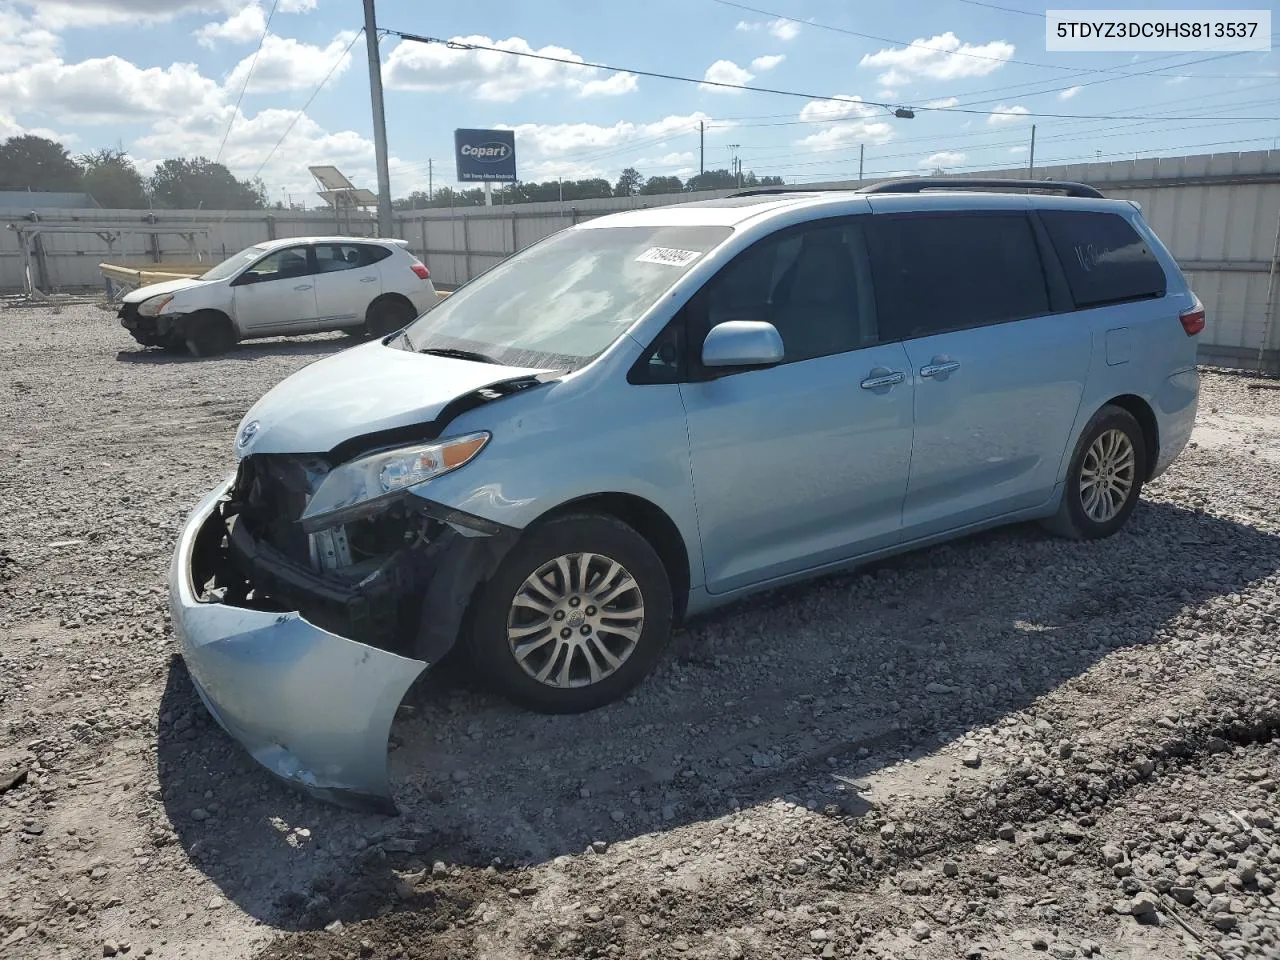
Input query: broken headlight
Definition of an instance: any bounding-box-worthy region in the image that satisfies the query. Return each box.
[301,432,490,525]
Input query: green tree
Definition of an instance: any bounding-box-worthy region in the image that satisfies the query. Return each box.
[0,135,82,191]
[685,168,738,191]
[759,175,785,186]
[565,178,613,200]
[148,157,266,209]
[640,175,683,195]
[77,147,146,208]
[613,167,643,198]
[392,190,433,210]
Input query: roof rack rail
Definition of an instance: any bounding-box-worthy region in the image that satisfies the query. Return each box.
[857,177,1105,199]
[726,187,851,198]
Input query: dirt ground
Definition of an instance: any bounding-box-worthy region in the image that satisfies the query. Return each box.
[2,301,1279,960]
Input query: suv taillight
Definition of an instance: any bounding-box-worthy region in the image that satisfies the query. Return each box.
[1179,301,1205,336]
[411,262,430,280]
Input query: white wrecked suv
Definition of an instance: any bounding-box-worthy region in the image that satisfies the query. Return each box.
[119,236,437,356]
[169,180,1202,812]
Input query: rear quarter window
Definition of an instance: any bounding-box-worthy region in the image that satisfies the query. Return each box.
[1039,210,1167,309]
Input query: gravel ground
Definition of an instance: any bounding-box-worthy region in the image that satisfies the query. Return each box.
[2,300,1279,960]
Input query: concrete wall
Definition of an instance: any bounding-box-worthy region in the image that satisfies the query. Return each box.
[4,149,1278,371]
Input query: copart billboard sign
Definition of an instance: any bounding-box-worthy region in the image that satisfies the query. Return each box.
[454,129,517,183]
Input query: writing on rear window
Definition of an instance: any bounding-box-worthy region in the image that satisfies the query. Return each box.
[635,247,702,266]
[1039,210,1167,308]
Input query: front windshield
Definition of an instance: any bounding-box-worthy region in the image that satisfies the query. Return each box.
[405,224,732,369]
[199,244,268,282]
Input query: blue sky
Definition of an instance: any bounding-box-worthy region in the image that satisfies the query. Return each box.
[1,0,1277,204]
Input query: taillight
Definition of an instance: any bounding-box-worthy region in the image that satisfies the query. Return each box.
[411,262,430,280]
[1179,301,1205,336]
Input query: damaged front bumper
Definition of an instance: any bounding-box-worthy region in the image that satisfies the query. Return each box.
[169,480,429,814]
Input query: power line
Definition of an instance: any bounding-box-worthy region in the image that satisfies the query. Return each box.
[216,0,280,165]
[381,30,1280,123]
[952,0,1043,17]
[252,28,363,180]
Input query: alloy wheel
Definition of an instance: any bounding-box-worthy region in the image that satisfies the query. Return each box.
[506,552,646,689]
[1079,428,1136,523]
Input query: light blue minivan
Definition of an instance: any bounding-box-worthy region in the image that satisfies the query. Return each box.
[171,179,1202,810]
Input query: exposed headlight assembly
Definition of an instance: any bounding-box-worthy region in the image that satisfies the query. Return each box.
[301,432,490,525]
[137,294,175,317]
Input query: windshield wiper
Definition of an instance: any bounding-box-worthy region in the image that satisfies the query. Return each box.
[417,346,499,364]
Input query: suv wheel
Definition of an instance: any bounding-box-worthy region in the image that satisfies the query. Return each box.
[184,312,236,357]
[1043,404,1147,540]
[365,297,415,338]
[467,514,674,713]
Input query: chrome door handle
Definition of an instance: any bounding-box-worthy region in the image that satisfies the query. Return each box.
[294,284,313,291]
[919,360,961,378]
[359,276,377,282]
[860,370,906,389]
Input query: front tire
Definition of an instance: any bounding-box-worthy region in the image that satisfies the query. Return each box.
[365,297,415,338]
[184,312,236,357]
[1043,404,1147,540]
[467,513,674,714]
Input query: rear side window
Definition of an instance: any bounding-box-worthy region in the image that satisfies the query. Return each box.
[1039,210,1166,308]
[314,243,392,272]
[864,213,1050,340]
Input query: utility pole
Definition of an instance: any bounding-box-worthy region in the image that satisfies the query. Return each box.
[859,143,864,181]
[427,159,433,202]
[1028,124,1036,179]
[362,0,393,236]
[699,121,705,176]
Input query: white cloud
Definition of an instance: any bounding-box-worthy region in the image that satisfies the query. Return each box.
[798,120,894,150]
[735,18,800,41]
[0,111,74,144]
[1009,145,1029,154]
[925,96,959,109]
[0,8,61,69]
[987,104,1030,125]
[798,94,877,124]
[860,32,1015,84]
[877,89,898,100]
[1058,85,1082,100]
[25,0,236,28]
[383,34,638,101]
[0,56,222,124]
[701,59,753,91]
[134,105,422,199]
[750,54,785,72]
[579,72,640,97]
[920,150,966,168]
[505,113,716,157]
[278,0,317,10]
[224,31,358,93]
[195,3,266,47]
[636,151,696,170]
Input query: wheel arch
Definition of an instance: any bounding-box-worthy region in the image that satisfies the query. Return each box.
[365,291,416,324]
[181,307,236,334]
[533,492,693,622]
[1103,393,1159,480]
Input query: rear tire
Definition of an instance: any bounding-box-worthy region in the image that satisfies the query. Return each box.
[466,513,674,714]
[184,313,236,357]
[1042,404,1147,540]
[365,297,415,338]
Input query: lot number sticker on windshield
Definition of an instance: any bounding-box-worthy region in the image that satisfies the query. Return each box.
[635,247,703,267]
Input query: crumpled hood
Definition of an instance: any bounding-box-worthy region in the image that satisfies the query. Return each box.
[121,276,204,303]
[236,338,550,456]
